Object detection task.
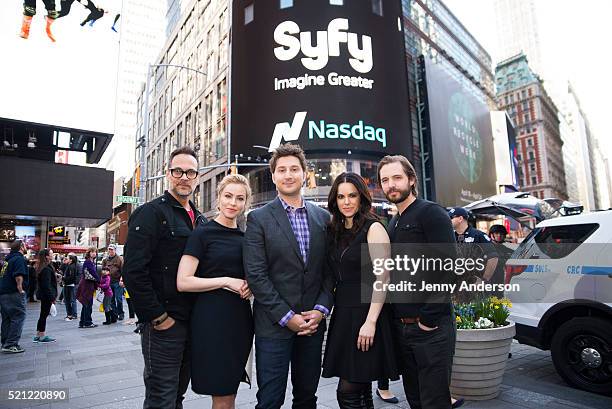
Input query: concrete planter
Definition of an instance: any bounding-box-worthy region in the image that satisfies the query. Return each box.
[450,322,516,400]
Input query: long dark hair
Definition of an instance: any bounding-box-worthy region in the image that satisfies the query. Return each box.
[327,172,379,245]
[35,249,51,275]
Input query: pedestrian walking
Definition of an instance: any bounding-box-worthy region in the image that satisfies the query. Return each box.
[0,240,28,353]
[33,249,58,343]
[123,146,205,409]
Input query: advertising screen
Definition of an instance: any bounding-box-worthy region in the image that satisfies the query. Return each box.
[423,57,496,206]
[0,1,121,134]
[230,0,411,158]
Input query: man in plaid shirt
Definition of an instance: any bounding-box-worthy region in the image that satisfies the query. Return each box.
[244,143,335,409]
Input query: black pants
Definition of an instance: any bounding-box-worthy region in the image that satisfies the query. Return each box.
[141,319,191,409]
[28,271,37,301]
[126,297,135,319]
[37,299,52,332]
[393,314,456,409]
[23,0,58,18]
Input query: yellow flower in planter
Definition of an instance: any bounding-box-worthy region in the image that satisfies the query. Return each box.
[456,316,462,323]
[495,305,500,309]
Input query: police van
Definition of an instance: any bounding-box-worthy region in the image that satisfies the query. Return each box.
[504,210,612,395]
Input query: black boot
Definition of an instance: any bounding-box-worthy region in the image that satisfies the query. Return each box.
[337,390,369,409]
[110,310,117,323]
[102,312,112,325]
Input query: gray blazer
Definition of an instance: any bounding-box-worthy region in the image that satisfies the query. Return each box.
[244,197,335,339]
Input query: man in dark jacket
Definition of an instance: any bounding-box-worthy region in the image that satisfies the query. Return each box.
[378,155,457,409]
[123,146,205,409]
[0,240,28,353]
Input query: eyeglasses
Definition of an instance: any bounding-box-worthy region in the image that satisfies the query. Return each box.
[169,167,199,180]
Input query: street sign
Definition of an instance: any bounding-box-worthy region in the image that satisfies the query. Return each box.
[116,195,139,204]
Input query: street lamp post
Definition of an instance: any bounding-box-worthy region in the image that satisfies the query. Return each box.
[138,63,208,206]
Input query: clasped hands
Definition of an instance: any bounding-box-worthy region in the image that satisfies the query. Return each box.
[224,278,252,299]
[287,310,324,336]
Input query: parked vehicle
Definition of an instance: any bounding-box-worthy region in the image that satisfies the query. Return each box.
[504,210,612,395]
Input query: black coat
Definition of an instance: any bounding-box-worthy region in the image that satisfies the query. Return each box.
[123,191,206,323]
[37,265,58,301]
[63,263,79,286]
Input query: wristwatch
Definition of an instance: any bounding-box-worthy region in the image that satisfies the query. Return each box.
[151,313,169,326]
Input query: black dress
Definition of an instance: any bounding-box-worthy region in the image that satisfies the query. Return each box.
[322,219,399,383]
[183,220,254,396]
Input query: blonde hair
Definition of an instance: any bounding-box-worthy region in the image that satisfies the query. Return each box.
[216,174,252,214]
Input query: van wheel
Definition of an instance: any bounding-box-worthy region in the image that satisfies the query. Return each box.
[551,317,612,396]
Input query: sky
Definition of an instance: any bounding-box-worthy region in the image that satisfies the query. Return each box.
[444,0,612,160]
[0,2,119,134]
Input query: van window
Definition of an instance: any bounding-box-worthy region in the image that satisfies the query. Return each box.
[514,223,599,259]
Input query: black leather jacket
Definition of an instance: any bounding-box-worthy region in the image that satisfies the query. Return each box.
[123,191,205,322]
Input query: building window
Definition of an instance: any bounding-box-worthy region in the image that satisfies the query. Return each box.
[530,164,536,173]
[527,138,533,146]
[372,0,383,15]
[194,185,201,211]
[203,180,212,212]
[330,0,343,5]
[280,0,293,8]
[244,4,254,25]
[521,89,527,100]
[522,101,529,110]
[516,154,522,161]
[531,176,537,185]
[524,113,529,123]
[528,151,535,160]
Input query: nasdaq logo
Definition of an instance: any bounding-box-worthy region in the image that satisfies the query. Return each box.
[268,111,307,152]
[269,112,387,151]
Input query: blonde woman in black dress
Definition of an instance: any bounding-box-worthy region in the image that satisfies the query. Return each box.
[177,174,254,409]
[322,172,398,409]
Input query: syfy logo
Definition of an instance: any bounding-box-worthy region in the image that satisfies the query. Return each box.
[273,18,373,73]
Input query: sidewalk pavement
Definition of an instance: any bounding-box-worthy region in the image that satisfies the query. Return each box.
[0,302,611,409]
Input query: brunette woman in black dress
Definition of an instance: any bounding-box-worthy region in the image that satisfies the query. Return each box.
[177,174,254,409]
[322,172,398,409]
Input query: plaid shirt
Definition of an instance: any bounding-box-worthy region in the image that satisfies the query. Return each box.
[279,197,310,263]
[277,197,329,327]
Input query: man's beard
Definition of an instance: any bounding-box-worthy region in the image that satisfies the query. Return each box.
[172,185,193,198]
[385,187,410,204]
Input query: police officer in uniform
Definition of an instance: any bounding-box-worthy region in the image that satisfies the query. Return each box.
[449,208,498,302]
[488,224,514,296]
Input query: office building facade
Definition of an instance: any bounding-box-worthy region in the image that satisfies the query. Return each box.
[495,53,567,200]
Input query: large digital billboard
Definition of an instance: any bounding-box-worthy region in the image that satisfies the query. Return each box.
[423,57,496,206]
[230,0,411,158]
[0,1,120,134]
